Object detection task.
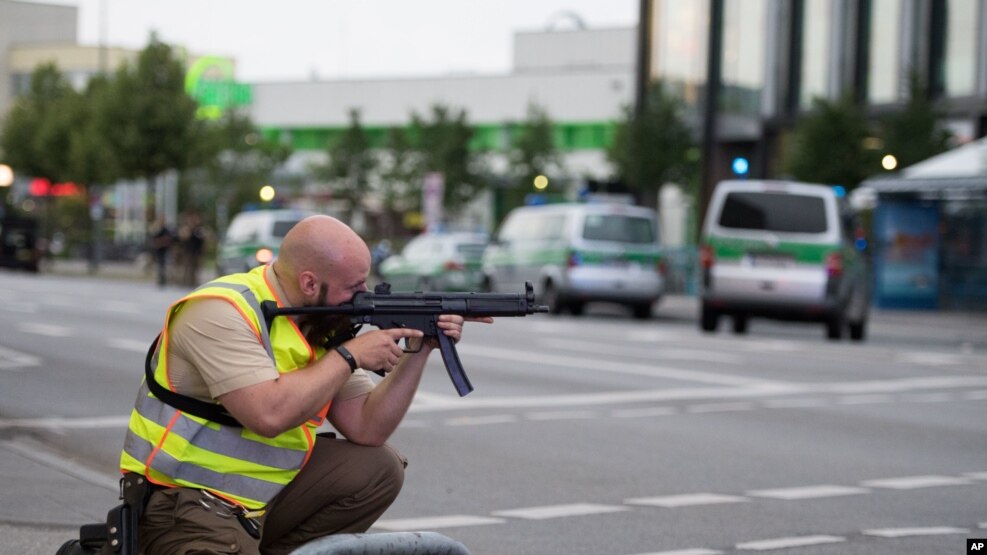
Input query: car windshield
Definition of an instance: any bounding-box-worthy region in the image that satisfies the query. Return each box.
[582,214,655,244]
[718,192,827,233]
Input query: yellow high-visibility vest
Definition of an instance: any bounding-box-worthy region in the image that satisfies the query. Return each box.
[120,266,328,509]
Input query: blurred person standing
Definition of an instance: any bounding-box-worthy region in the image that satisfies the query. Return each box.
[149,217,175,288]
[119,215,492,554]
[178,211,207,286]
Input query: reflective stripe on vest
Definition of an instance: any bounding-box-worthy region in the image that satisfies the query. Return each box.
[120,266,321,509]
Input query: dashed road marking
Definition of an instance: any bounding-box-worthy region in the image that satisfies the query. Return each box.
[686,401,754,413]
[761,398,828,408]
[861,475,973,489]
[492,503,629,520]
[641,549,723,555]
[524,409,596,421]
[373,515,504,531]
[611,406,677,418]
[963,471,987,480]
[444,414,518,426]
[836,394,894,405]
[19,322,74,337]
[0,415,130,430]
[735,535,845,550]
[0,345,41,371]
[862,526,969,538]
[745,485,869,500]
[106,338,152,353]
[625,493,748,508]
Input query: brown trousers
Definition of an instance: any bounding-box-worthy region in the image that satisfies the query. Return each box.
[138,437,407,555]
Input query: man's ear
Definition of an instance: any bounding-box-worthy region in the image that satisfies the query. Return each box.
[298,270,320,297]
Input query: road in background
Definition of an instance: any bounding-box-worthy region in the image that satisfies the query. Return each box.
[0,269,984,554]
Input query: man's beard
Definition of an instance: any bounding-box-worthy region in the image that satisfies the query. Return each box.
[298,282,360,348]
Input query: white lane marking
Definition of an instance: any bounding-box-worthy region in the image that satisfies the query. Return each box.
[101,300,140,314]
[524,410,596,421]
[625,493,748,508]
[492,503,629,520]
[373,515,504,531]
[106,338,152,353]
[822,376,987,394]
[761,398,828,408]
[836,394,893,405]
[412,391,464,409]
[736,535,844,550]
[0,438,118,492]
[19,322,75,337]
[611,406,678,418]
[739,340,800,353]
[900,392,954,403]
[897,352,967,366]
[0,415,130,430]
[636,549,723,555]
[745,485,869,500]
[0,345,41,370]
[444,414,518,426]
[980,522,987,529]
[963,472,987,480]
[686,402,754,414]
[538,338,744,365]
[862,526,968,538]
[458,344,776,387]
[861,475,973,489]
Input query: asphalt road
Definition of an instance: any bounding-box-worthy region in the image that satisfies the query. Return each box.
[0,268,985,555]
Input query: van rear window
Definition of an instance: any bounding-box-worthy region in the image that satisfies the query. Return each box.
[718,192,827,233]
[272,220,302,238]
[582,215,655,243]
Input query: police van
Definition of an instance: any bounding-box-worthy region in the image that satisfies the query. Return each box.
[481,202,665,319]
[216,209,314,275]
[699,180,869,340]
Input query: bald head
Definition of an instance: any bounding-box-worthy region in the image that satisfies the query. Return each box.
[274,215,371,305]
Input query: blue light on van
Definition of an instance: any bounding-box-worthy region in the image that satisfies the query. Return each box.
[832,185,846,198]
[855,237,867,251]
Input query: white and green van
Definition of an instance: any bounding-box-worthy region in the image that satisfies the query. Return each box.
[482,202,665,319]
[699,180,869,340]
[216,209,314,275]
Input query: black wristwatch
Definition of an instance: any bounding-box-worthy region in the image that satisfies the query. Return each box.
[334,345,358,373]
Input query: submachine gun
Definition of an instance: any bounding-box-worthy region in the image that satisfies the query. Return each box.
[261,281,549,396]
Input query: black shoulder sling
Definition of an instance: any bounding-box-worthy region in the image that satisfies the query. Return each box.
[144,334,243,427]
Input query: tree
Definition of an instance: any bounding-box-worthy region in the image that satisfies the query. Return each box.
[882,71,953,168]
[313,108,376,221]
[377,126,418,236]
[410,104,484,215]
[608,82,697,207]
[0,63,79,183]
[784,94,880,190]
[100,34,201,219]
[504,103,561,208]
[199,109,292,228]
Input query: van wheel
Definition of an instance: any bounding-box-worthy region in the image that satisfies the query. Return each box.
[732,315,748,335]
[541,284,562,315]
[568,302,585,316]
[631,303,652,320]
[848,319,867,341]
[700,305,719,332]
[826,312,845,340]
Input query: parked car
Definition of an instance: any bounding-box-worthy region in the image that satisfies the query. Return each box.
[216,209,313,275]
[699,179,870,340]
[482,202,665,319]
[377,232,488,291]
[0,216,41,272]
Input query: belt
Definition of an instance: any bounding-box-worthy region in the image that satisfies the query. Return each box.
[196,489,264,539]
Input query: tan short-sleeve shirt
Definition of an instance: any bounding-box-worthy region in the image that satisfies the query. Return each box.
[164,267,375,403]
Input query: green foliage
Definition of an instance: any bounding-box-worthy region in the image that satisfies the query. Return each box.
[100,35,201,182]
[313,109,377,218]
[881,72,953,168]
[0,63,79,182]
[198,109,293,218]
[784,94,880,189]
[510,103,560,185]
[608,83,698,203]
[376,126,419,235]
[410,104,485,213]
